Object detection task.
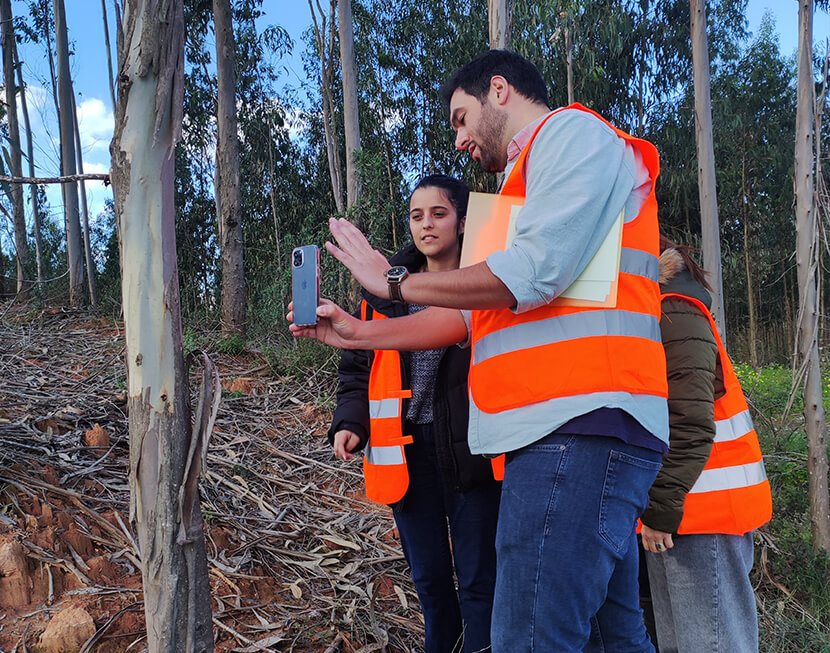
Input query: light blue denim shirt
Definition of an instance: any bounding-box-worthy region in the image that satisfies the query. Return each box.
[467,108,669,455]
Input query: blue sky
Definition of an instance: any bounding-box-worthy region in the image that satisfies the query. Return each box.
[7,0,829,229]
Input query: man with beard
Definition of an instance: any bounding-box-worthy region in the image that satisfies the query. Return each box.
[290,50,668,652]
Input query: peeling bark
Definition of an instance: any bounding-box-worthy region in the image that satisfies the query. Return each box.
[110,1,215,649]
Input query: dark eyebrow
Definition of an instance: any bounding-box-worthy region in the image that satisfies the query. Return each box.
[410,204,449,215]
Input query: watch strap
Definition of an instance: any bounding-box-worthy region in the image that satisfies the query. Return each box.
[389,278,405,303]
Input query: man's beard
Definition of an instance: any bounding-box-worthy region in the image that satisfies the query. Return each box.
[475,100,508,173]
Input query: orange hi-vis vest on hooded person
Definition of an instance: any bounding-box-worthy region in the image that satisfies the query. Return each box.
[469,104,668,419]
[663,293,773,535]
[361,302,504,505]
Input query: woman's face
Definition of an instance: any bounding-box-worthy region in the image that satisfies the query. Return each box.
[408,186,464,261]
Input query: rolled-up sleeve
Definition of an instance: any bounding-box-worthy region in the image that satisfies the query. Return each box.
[486,109,643,314]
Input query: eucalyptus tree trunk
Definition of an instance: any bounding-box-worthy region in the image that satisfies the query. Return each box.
[267,124,282,265]
[101,0,117,110]
[71,93,99,306]
[110,0,215,648]
[794,0,830,553]
[54,0,86,305]
[309,0,345,214]
[488,0,512,50]
[14,47,45,285]
[564,24,574,104]
[690,0,726,342]
[213,0,246,336]
[741,155,758,368]
[1,0,30,300]
[338,0,361,210]
[41,0,61,126]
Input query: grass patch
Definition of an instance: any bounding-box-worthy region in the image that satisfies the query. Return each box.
[215,333,247,355]
[738,363,830,651]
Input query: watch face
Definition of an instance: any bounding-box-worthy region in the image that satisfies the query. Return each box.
[386,266,408,281]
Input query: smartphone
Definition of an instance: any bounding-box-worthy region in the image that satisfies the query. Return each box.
[291,245,320,326]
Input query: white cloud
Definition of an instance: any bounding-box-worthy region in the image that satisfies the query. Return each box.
[76,97,114,156]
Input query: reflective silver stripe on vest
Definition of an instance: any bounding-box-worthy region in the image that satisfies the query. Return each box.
[473,310,661,366]
[369,398,400,420]
[619,248,658,282]
[714,409,754,443]
[688,460,767,494]
[364,443,404,466]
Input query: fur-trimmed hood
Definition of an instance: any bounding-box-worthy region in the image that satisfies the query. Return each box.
[658,248,712,308]
[659,248,684,285]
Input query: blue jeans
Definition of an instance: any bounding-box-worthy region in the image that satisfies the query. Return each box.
[393,423,501,653]
[645,533,758,653]
[492,433,661,652]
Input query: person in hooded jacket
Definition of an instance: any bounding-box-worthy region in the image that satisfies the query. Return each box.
[639,236,771,653]
[328,174,502,653]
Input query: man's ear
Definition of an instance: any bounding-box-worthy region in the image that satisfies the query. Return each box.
[490,75,509,106]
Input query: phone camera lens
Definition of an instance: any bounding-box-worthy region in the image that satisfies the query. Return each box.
[292,250,303,267]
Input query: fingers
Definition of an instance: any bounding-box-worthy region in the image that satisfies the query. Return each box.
[325,240,348,264]
[333,431,361,461]
[643,535,673,554]
[329,218,375,258]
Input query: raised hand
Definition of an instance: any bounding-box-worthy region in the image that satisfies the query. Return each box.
[326,218,390,299]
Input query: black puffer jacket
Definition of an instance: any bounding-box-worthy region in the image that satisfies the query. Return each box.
[328,243,496,493]
[641,249,725,533]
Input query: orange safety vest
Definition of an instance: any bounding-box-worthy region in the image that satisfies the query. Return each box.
[361,301,504,505]
[469,103,668,415]
[663,293,773,535]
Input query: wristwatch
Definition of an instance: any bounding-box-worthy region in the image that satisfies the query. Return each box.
[385,265,409,303]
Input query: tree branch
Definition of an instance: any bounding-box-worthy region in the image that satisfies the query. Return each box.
[0,173,110,185]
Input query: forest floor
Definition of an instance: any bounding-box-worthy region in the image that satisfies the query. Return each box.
[1,304,829,652]
[0,305,421,652]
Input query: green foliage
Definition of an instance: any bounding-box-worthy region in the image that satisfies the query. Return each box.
[263,338,338,380]
[183,326,204,357]
[734,363,830,649]
[215,333,247,355]
[736,363,801,416]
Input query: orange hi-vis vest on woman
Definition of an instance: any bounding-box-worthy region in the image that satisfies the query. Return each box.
[361,302,504,505]
[663,293,773,535]
[362,302,413,505]
[469,104,668,417]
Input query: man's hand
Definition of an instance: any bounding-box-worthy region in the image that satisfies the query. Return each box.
[641,525,674,554]
[333,430,362,461]
[326,218,390,299]
[288,299,364,349]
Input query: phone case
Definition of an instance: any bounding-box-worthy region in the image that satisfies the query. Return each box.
[291,245,320,326]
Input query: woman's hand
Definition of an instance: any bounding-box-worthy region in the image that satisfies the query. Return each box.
[333,430,362,461]
[288,299,364,349]
[326,218,391,299]
[641,525,674,554]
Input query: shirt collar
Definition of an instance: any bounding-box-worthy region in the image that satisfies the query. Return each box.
[506,112,551,162]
